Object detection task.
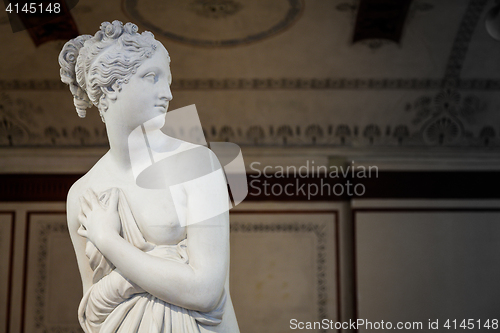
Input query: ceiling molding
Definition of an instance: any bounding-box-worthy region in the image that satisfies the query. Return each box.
[444,0,489,80]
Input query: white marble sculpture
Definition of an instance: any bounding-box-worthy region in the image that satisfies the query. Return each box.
[59,20,240,332]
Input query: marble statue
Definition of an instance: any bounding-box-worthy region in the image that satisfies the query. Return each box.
[59,20,240,332]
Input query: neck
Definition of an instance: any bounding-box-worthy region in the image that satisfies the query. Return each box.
[105,120,170,174]
[105,122,134,171]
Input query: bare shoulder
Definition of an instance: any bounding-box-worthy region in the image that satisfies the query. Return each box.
[67,162,100,208]
[67,173,89,200]
[66,153,109,230]
[66,174,89,231]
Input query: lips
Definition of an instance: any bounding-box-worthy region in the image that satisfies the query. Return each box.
[155,104,168,111]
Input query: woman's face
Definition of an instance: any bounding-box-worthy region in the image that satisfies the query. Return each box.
[106,42,172,130]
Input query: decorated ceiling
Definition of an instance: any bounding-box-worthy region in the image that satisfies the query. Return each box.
[1,0,500,148]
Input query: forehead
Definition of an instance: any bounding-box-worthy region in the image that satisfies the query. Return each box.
[140,43,170,70]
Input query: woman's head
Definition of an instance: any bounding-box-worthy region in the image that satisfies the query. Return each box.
[59,20,166,121]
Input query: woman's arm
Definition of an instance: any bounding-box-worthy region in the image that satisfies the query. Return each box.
[67,180,95,295]
[78,166,230,312]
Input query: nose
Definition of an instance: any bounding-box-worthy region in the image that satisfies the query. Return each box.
[158,78,173,102]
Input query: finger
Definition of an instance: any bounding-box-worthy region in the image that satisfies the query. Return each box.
[80,197,91,216]
[77,227,88,238]
[87,188,100,208]
[108,188,120,211]
[82,190,93,209]
[78,213,87,227]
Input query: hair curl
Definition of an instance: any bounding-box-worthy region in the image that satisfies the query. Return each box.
[58,21,164,121]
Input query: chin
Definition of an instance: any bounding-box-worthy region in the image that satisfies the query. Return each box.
[143,114,166,131]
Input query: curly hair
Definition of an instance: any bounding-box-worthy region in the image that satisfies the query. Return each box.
[58,21,164,121]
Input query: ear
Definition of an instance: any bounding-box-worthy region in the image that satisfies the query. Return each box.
[100,81,122,102]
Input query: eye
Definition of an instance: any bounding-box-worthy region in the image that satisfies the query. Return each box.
[143,72,157,83]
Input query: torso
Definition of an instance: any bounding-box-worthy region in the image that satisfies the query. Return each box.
[71,143,240,332]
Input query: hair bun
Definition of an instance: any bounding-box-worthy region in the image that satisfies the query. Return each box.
[59,35,93,117]
[59,35,91,86]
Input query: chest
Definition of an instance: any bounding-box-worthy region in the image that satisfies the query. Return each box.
[94,181,187,246]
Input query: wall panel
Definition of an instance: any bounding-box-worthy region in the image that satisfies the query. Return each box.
[230,203,342,333]
[0,212,14,333]
[22,212,82,333]
[354,201,500,332]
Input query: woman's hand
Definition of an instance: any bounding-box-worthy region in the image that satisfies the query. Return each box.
[77,188,121,249]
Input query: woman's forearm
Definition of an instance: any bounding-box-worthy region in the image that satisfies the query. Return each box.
[95,231,226,312]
